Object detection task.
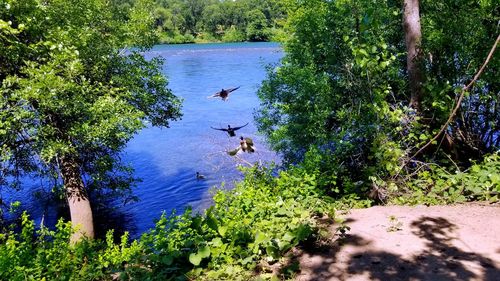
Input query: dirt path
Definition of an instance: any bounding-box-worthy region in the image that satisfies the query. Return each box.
[294,203,500,281]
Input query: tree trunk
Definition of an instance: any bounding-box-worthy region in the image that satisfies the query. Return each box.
[59,155,94,242]
[403,0,424,112]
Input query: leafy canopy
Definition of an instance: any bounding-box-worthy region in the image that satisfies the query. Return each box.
[256,0,499,196]
[0,0,181,194]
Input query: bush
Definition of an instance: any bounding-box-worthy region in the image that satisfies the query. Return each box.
[392,153,500,205]
[157,32,196,44]
[194,32,219,43]
[222,27,246,42]
[0,212,142,280]
[0,165,334,280]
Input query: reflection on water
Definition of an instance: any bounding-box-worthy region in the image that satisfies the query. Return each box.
[1,42,283,238]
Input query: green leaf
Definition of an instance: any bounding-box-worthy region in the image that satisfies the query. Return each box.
[283,232,295,242]
[358,49,369,57]
[199,246,211,258]
[188,246,210,266]
[211,237,223,247]
[161,255,173,266]
[265,245,279,259]
[218,225,227,237]
[205,214,218,231]
[189,253,202,266]
[254,231,268,245]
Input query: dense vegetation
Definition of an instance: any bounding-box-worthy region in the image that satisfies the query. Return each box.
[257,0,499,203]
[145,0,287,43]
[1,0,499,280]
[1,166,336,280]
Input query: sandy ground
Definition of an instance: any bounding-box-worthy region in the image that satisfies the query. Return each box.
[294,203,500,281]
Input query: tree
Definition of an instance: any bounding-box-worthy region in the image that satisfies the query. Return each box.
[403,0,423,112]
[256,0,498,193]
[0,0,182,241]
[148,0,286,43]
[246,9,269,41]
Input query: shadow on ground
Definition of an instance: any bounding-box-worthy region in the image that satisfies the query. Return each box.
[294,216,500,281]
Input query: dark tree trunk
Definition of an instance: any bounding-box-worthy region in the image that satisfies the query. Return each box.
[403,0,424,112]
[59,155,94,242]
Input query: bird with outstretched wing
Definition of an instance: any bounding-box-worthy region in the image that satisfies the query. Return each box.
[207,86,241,101]
[228,136,255,156]
[211,123,249,137]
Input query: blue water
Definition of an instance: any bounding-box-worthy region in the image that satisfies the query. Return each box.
[1,42,283,237]
[121,42,283,235]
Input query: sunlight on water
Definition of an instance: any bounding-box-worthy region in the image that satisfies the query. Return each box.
[1,42,283,237]
[122,42,283,235]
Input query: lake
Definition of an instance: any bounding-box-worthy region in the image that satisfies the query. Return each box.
[113,42,283,235]
[2,42,283,237]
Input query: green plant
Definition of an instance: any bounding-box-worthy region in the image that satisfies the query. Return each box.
[222,26,246,42]
[393,153,500,205]
[386,215,403,232]
[334,218,351,239]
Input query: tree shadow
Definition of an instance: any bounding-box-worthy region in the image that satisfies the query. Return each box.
[303,234,372,280]
[347,216,499,281]
[290,218,374,280]
[295,216,500,281]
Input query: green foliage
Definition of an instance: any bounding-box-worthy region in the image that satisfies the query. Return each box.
[0,166,334,280]
[0,212,142,280]
[0,0,182,222]
[256,0,499,199]
[245,9,270,41]
[136,165,334,280]
[393,153,500,205]
[222,26,246,43]
[159,32,195,44]
[149,0,287,43]
[258,2,404,193]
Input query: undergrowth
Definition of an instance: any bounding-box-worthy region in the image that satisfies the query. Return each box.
[392,153,500,205]
[2,153,498,280]
[0,165,335,280]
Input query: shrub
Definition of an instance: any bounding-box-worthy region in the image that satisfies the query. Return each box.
[392,153,500,205]
[0,165,334,280]
[222,27,246,42]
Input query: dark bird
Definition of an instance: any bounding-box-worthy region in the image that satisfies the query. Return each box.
[228,136,255,156]
[196,172,206,180]
[211,123,249,137]
[207,86,240,101]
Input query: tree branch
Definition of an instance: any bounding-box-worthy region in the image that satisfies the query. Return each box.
[410,34,500,159]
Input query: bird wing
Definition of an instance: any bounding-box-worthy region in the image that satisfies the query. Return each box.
[207,92,221,98]
[226,86,241,93]
[227,147,240,156]
[244,137,254,146]
[211,126,228,132]
[232,123,249,131]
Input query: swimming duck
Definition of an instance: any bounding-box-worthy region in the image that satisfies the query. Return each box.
[196,172,206,180]
[207,86,240,101]
[228,136,255,156]
[211,123,249,137]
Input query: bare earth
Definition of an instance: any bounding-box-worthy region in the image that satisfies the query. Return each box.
[294,203,500,281]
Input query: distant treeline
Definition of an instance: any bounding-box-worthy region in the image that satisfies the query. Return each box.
[122,0,287,43]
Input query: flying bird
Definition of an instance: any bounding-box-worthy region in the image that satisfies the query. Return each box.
[228,136,255,156]
[211,123,249,137]
[207,86,240,101]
